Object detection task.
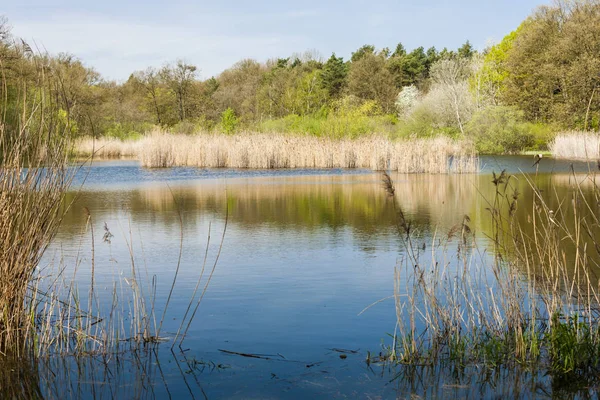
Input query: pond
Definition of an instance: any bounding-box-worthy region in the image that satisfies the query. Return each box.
[27,156,600,398]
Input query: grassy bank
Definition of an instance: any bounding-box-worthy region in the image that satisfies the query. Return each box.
[75,130,479,173]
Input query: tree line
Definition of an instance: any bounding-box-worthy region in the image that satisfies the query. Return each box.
[1,0,600,153]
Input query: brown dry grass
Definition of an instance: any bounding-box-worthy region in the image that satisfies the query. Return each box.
[72,137,141,159]
[550,131,600,160]
[74,129,479,173]
[139,130,478,173]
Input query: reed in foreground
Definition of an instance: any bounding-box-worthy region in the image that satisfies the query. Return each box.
[75,129,479,173]
[0,53,74,354]
[550,131,600,160]
[382,168,600,393]
[0,45,224,361]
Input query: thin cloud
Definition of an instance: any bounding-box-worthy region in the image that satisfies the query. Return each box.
[11,12,309,80]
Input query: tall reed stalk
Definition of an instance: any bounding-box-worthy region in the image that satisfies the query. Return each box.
[0,48,73,354]
[384,167,600,389]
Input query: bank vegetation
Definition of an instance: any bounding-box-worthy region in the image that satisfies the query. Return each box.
[75,130,479,173]
[3,1,600,158]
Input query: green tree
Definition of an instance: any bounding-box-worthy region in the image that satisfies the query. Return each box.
[392,43,406,58]
[477,27,520,106]
[220,107,239,134]
[51,53,102,136]
[426,47,440,69]
[213,59,265,121]
[458,41,475,59]
[321,53,347,99]
[294,70,328,114]
[161,60,198,122]
[351,45,376,62]
[348,52,397,112]
[131,67,170,125]
[388,47,429,89]
[500,1,600,128]
[466,106,535,154]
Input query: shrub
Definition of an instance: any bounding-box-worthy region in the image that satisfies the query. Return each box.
[254,97,400,139]
[104,122,148,140]
[395,106,461,139]
[466,106,535,154]
[396,85,421,117]
[220,108,239,134]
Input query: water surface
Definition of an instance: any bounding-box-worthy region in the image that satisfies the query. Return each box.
[36,156,600,398]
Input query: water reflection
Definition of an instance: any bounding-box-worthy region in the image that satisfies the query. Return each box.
[57,170,600,297]
[60,173,479,239]
[42,163,600,398]
[2,350,595,399]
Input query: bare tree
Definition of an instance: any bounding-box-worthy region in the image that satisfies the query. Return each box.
[161,60,197,122]
[430,58,473,134]
[0,16,10,42]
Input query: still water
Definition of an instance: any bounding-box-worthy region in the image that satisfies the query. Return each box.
[35,156,599,399]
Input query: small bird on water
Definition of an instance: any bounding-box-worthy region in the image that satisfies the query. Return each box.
[532,154,543,168]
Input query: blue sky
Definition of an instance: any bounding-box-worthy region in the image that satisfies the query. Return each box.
[3,0,546,81]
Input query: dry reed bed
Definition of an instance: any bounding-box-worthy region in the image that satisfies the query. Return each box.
[550,131,600,160]
[75,131,479,173]
[73,137,142,159]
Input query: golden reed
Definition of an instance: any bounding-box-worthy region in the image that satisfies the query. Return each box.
[550,131,600,160]
[76,129,479,173]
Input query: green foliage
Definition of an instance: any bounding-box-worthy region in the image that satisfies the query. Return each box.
[499,2,600,127]
[104,123,148,140]
[351,44,376,62]
[548,314,597,376]
[321,53,347,99]
[392,43,406,58]
[526,122,555,151]
[466,106,536,154]
[457,41,475,59]
[7,6,596,152]
[160,60,198,122]
[396,107,461,139]
[477,27,520,105]
[348,53,397,112]
[171,117,214,135]
[387,47,431,89]
[255,97,399,138]
[220,107,239,134]
[480,335,506,367]
[57,109,78,137]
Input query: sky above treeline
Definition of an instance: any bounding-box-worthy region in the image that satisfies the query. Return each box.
[4,0,546,81]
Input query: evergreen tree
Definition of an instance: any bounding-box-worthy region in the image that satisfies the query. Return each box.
[392,43,406,58]
[438,47,455,60]
[425,47,439,69]
[321,53,347,99]
[402,47,428,87]
[458,41,475,59]
[351,45,376,62]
